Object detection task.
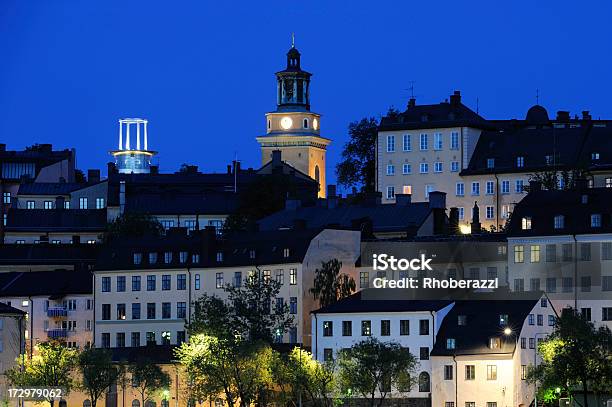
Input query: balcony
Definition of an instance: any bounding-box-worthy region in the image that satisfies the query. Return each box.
[47,307,68,318]
[47,328,68,339]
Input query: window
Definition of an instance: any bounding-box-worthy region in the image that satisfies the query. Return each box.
[516,156,524,167]
[487,403,497,407]
[419,347,429,360]
[562,277,573,292]
[501,180,510,194]
[179,251,188,263]
[466,403,475,407]
[162,275,171,290]
[531,245,540,262]
[434,133,443,150]
[489,337,501,349]
[418,372,430,392]
[2,192,10,204]
[602,242,612,260]
[603,276,612,292]
[44,200,53,209]
[420,163,428,173]
[450,132,459,150]
[116,332,125,348]
[132,303,141,320]
[386,135,395,152]
[341,321,352,336]
[303,118,308,128]
[548,315,555,326]
[546,244,557,262]
[283,248,290,258]
[323,321,333,337]
[515,180,524,193]
[96,198,105,209]
[446,338,456,349]
[386,164,395,175]
[164,252,172,264]
[216,273,224,288]
[402,163,411,174]
[471,182,480,196]
[562,243,572,261]
[425,184,435,199]
[602,307,612,321]
[486,206,494,220]
[487,267,497,280]
[26,200,35,209]
[147,275,156,291]
[148,252,157,264]
[521,337,526,349]
[530,278,540,291]
[192,253,200,263]
[434,162,443,172]
[581,308,592,321]
[216,252,223,262]
[554,215,565,229]
[402,134,411,151]
[95,278,113,297]
[323,348,333,362]
[455,183,465,196]
[580,243,591,261]
[514,245,524,263]
[234,272,242,287]
[419,319,429,335]
[161,331,171,345]
[386,186,395,199]
[581,276,591,292]
[420,133,428,150]
[162,302,171,319]
[521,365,528,380]
[147,303,156,319]
[400,320,409,335]
[487,365,497,380]
[117,276,126,292]
[444,365,453,380]
[361,320,371,336]
[546,278,557,293]
[131,332,140,347]
[290,269,297,285]
[458,207,464,220]
[79,197,88,209]
[381,320,391,336]
[591,214,602,228]
[485,181,494,195]
[177,274,186,290]
[101,333,110,348]
[290,297,297,314]
[451,161,459,172]
[132,276,141,291]
[529,338,535,349]
[465,365,475,380]
[522,217,532,230]
[146,332,156,345]
[102,304,111,320]
[487,158,495,169]
[194,274,201,290]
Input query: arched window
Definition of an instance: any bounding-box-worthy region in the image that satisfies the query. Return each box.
[303,118,309,129]
[418,372,430,392]
[314,165,320,183]
[267,120,271,129]
[132,400,140,407]
[83,400,92,407]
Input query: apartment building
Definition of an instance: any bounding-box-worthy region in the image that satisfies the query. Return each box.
[507,183,612,329]
[0,303,26,403]
[0,269,93,352]
[377,93,612,231]
[431,293,556,407]
[94,226,360,348]
[311,291,454,405]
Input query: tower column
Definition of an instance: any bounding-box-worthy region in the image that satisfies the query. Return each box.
[125,122,130,150]
[144,121,148,151]
[136,121,141,150]
[118,121,123,150]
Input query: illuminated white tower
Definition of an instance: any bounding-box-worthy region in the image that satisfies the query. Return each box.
[110,118,157,174]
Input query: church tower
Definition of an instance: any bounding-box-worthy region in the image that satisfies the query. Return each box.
[256,39,330,198]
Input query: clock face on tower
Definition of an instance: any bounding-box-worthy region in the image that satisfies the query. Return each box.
[313,118,319,130]
[280,117,293,130]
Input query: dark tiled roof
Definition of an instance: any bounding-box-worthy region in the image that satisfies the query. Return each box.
[431,293,542,356]
[507,187,612,236]
[125,191,239,215]
[5,209,107,232]
[95,228,322,271]
[379,101,490,131]
[0,243,99,266]
[18,182,89,196]
[0,269,92,297]
[258,202,432,234]
[0,302,26,315]
[311,290,452,314]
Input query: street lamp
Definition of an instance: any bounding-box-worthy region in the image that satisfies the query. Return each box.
[503,327,512,336]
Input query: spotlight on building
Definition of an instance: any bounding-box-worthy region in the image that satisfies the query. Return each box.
[459,224,472,234]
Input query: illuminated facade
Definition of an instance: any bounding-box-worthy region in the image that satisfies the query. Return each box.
[256,41,331,198]
[110,118,157,174]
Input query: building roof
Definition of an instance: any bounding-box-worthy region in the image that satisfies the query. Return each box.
[0,269,92,297]
[431,293,543,356]
[0,243,99,266]
[258,200,433,235]
[5,209,107,232]
[311,290,452,314]
[95,228,323,271]
[125,191,239,215]
[17,181,105,196]
[507,186,612,237]
[0,302,26,316]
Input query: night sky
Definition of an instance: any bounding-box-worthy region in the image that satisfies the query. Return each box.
[2,1,611,193]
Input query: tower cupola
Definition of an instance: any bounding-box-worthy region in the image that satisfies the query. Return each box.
[276,38,311,111]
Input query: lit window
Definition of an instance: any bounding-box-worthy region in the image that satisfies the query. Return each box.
[554,215,565,229]
[521,217,532,230]
[591,214,602,228]
[516,156,524,167]
[96,198,105,209]
[402,185,412,195]
[79,197,88,209]
[487,158,495,169]
[514,245,524,263]
[446,338,456,349]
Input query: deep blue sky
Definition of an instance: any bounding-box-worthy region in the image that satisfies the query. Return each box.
[2,1,611,192]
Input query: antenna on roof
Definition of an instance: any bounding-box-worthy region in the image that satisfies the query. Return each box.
[404,81,420,107]
[291,32,295,48]
[233,151,238,193]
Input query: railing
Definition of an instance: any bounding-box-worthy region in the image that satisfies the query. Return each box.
[47,307,68,318]
[47,329,68,338]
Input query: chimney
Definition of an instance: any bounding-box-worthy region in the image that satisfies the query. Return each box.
[87,169,100,184]
[582,111,592,121]
[293,219,307,230]
[450,90,461,107]
[556,111,570,122]
[107,162,118,175]
[285,199,301,211]
[428,191,447,209]
[395,193,412,206]
[167,227,188,237]
[0,143,5,152]
[449,207,459,234]
[470,201,481,234]
[327,185,337,199]
[272,150,282,168]
[528,180,542,193]
[407,97,416,108]
[363,191,382,206]
[227,164,232,174]
[150,165,159,175]
[55,196,65,210]
[119,181,126,215]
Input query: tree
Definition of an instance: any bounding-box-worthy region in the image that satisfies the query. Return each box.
[5,341,79,407]
[78,347,121,407]
[129,358,171,407]
[527,167,590,192]
[104,212,164,242]
[337,337,418,407]
[336,108,399,193]
[271,347,337,407]
[527,309,612,407]
[310,259,356,308]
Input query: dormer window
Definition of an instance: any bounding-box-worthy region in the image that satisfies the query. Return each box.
[164,252,172,264]
[458,315,467,326]
[149,253,157,264]
[216,252,223,262]
[489,337,501,349]
[283,248,290,258]
[521,217,532,230]
[487,158,495,169]
[516,156,525,168]
[581,194,588,204]
[592,152,600,160]
[591,214,602,228]
[499,314,508,326]
[446,338,456,349]
[545,155,553,165]
[554,215,565,229]
[249,249,256,259]
[133,253,142,265]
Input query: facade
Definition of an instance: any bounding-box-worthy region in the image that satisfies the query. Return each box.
[94,227,360,349]
[377,94,612,231]
[256,43,330,198]
[507,184,612,329]
[431,294,556,407]
[0,303,26,404]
